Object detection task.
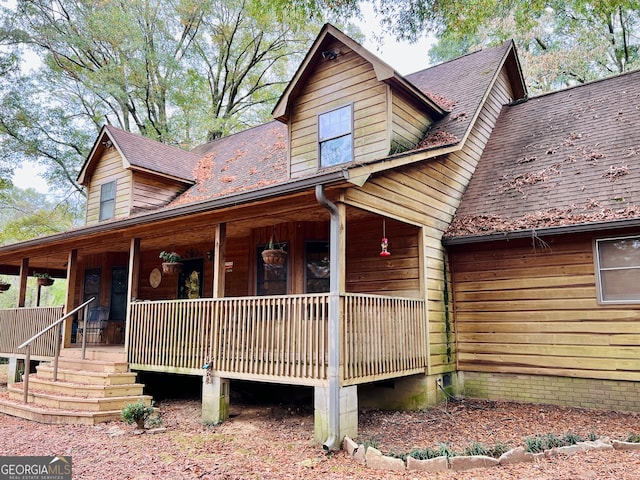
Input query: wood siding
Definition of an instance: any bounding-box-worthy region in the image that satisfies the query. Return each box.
[342,67,515,376]
[289,40,389,178]
[85,149,131,224]
[131,171,186,214]
[390,91,432,154]
[450,233,640,382]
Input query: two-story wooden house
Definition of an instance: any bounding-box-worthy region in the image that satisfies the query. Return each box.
[2,23,640,447]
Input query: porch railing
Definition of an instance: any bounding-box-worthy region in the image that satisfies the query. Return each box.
[128,294,329,383]
[128,293,427,386]
[0,306,65,358]
[342,293,428,384]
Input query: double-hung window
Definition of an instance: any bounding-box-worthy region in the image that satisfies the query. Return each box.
[99,181,116,221]
[318,105,352,168]
[595,235,640,303]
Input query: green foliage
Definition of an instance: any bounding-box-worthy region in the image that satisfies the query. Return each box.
[159,251,182,263]
[626,433,640,443]
[588,430,598,441]
[524,432,584,452]
[121,400,155,429]
[462,441,509,458]
[406,446,442,460]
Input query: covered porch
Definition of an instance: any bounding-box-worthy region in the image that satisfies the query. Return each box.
[0,186,433,442]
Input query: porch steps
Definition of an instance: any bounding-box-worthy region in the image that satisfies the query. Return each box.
[0,348,152,425]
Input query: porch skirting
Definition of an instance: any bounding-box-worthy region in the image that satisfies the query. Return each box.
[461,371,640,413]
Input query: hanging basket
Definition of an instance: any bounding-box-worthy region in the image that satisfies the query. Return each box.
[0,283,10,292]
[261,249,287,266]
[37,277,54,287]
[162,262,183,275]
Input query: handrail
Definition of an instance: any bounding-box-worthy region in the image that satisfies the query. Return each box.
[19,297,95,404]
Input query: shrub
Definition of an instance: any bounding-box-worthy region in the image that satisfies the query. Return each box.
[121,400,154,429]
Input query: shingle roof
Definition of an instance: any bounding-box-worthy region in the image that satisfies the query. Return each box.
[105,125,201,182]
[406,41,517,149]
[172,122,288,205]
[446,69,640,239]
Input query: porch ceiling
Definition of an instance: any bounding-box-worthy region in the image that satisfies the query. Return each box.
[0,190,339,276]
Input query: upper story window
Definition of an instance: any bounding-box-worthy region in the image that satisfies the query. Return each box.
[319,105,352,168]
[99,181,116,221]
[595,235,640,303]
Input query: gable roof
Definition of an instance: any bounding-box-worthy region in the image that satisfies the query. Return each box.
[272,23,449,123]
[77,125,201,185]
[406,40,526,150]
[445,69,640,241]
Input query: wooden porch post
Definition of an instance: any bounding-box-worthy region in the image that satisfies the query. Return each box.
[203,223,229,426]
[212,223,226,298]
[124,238,141,354]
[62,249,78,348]
[18,258,29,307]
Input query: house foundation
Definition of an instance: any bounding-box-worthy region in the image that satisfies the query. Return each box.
[6,357,24,386]
[461,371,640,413]
[314,385,358,443]
[358,373,460,411]
[202,375,230,425]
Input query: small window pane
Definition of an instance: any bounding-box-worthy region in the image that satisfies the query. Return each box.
[320,136,352,167]
[99,181,116,220]
[319,107,351,141]
[600,269,640,301]
[598,238,640,268]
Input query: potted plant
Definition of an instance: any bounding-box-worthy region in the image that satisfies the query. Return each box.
[261,239,287,266]
[0,278,10,292]
[159,251,183,274]
[35,272,54,287]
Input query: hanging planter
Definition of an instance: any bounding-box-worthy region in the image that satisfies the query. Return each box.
[35,273,54,287]
[261,230,287,266]
[159,251,183,275]
[0,281,10,292]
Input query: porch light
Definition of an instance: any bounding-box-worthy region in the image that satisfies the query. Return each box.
[380,220,391,257]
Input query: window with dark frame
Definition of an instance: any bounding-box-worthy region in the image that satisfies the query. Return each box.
[257,245,288,295]
[99,181,116,221]
[595,235,640,303]
[305,241,330,293]
[318,105,352,168]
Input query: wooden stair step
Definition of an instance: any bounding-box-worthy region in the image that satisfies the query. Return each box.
[60,348,127,363]
[56,358,129,373]
[21,377,145,398]
[36,365,138,386]
[0,395,123,425]
[7,385,152,412]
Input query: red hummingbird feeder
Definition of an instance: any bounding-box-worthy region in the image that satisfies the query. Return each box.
[379,220,391,257]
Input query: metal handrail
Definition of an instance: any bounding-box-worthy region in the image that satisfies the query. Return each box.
[18,297,95,404]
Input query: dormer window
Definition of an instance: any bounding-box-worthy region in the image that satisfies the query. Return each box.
[99,181,116,221]
[319,105,352,168]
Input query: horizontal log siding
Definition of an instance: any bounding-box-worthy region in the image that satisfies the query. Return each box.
[132,172,185,213]
[391,91,432,154]
[85,149,131,224]
[290,43,389,178]
[451,234,640,381]
[343,68,515,375]
[342,294,427,384]
[0,307,64,358]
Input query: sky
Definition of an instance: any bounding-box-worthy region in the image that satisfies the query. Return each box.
[11,9,434,193]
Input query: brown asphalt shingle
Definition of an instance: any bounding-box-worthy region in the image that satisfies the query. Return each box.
[446,69,640,238]
[105,125,201,182]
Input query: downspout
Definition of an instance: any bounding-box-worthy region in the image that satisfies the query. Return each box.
[315,184,341,451]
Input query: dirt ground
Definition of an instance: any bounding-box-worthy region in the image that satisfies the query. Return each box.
[2,370,640,479]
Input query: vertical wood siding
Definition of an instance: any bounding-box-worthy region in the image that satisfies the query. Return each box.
[450,234,640,381]
[85,149,132,224]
